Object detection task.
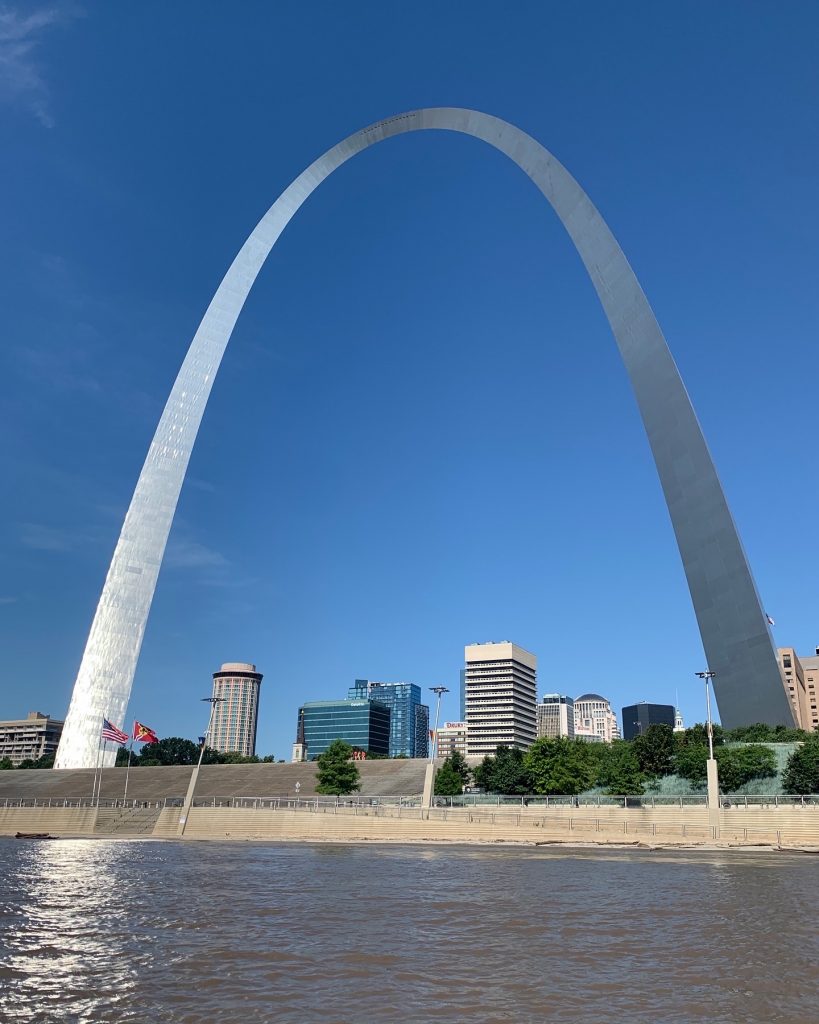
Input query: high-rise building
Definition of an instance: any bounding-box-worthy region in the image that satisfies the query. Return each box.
[436,721,468,760]
[621,702,675,741]
[536,695,575,739]
[778,647,819,732]
[0,711,63,766]
[464,642,537,757]
[298,699,391,759]
[574,694,620,743]
[208,662,263,757]
[347,680,429,758]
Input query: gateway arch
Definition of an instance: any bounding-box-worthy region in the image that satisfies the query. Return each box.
[55,108,793,769]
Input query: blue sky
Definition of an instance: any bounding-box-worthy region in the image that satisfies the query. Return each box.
[2,2,818,756]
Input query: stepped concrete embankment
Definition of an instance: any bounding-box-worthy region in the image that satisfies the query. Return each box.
[0,759,430,803]
[3,801,819,849]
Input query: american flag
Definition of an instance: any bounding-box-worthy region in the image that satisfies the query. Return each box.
[101,718,129,745]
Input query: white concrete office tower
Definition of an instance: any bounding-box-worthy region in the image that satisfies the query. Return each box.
[574,694,620,743]
[465,643,537,756]
[537,695,575,739]
[208,663,263,757]
[56,108,794,767]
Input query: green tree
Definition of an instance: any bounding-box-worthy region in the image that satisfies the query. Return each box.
[676,724,724,750]
[215,751,261,764]
[472,746,529,794]
[315,739,360,795]
[674,743,709,785]
[714,744,776,790]
[597,741,644,795]
[782,738,819,794]
[136,737,202,766]
[261,754,276,762]
[16,759,36,770]
[632,725,675,778]
[435,754,468,796]
[524,738,598,796]
[115,747,132,767]
[0,757,13,770]
[724,723,808,744]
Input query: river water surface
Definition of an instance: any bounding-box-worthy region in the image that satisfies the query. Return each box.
[0,838,816,1023]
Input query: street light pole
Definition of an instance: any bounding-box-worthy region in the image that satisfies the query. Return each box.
[695,670,719,823]
[177,696,225,837]
[422,685,449,812]
[429,686,450,762]
[695,671,717,759]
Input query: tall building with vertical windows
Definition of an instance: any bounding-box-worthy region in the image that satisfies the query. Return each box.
[464,642,537,757]
[536,695,575,739]
[778,647,819,732]
[347,680,429,758]
[574,693,620,743]
[208,662,263,757]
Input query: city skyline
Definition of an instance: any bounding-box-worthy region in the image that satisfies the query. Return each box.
[3,5,819,760]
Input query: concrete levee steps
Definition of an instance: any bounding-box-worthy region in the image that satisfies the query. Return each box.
[0,759,430,802]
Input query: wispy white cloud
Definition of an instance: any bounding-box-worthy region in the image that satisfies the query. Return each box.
[0,595,18,605]
[164,537,229,571]
[19,521,77,551]
[0,3,80,126]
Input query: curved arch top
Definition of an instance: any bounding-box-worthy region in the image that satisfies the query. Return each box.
[55,108,792,768]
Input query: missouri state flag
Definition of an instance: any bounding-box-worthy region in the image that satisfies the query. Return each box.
[133,721,159,744]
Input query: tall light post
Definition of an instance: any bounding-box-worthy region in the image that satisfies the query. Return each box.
[695,670,719,821]
[177,696,225,837]
[429,686,450,761]
[422,685,449,812]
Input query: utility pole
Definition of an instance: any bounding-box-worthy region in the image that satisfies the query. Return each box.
[422,685,449,812]
[177,696,225,837]
[695,670,720,829]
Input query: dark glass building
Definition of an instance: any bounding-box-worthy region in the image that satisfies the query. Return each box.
[621,702,676,741]
[300,699,391,759]
[347,680,429,758]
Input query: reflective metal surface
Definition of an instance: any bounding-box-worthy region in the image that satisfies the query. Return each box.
[56,108,792,768]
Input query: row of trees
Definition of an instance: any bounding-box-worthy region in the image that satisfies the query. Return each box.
[0,738,282,771]
[434,725,819,796]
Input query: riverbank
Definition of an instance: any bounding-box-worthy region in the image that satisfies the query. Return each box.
[3,801,819,850]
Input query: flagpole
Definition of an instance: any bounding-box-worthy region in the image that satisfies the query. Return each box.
[91,720,104,803]
[96,740,107,806]
[123,726,135,804]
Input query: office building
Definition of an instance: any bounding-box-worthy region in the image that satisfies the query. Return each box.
[464,642,537,757]
[0,711,63,766]
[436,721,468,760]
[621,702,676,741]
[299,699,391,759]
[347,680,429,758]
[778,647,819,732]
[208,662,263,757]
[574,694,620,743]
[536,695,575,739]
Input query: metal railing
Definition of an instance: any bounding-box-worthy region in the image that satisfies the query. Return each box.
[0,793,817,811]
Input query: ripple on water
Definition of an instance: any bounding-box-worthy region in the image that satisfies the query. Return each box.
[0,839,816,1024]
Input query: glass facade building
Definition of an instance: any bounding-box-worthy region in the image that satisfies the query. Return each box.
[300,699,391,759]
[347,680,429,758]
[621,702,675,741]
